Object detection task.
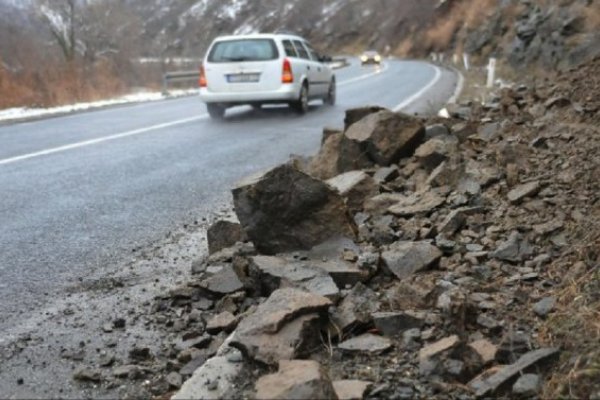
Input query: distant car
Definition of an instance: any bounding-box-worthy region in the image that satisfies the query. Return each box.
[360,50,382,65]
[199,33,336,119]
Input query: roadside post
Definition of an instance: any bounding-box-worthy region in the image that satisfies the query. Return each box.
[487,57,497,88]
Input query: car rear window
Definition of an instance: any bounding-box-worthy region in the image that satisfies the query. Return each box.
[208,39,279,63]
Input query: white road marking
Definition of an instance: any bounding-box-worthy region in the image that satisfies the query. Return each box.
[0,115,207,167]
[338,62,389,86]
[393,65,443,111]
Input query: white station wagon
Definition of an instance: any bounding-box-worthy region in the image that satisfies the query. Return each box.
[199,33,336,119]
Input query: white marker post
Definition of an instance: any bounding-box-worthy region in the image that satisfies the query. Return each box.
[487,57,497,88]
[462,53,470,71]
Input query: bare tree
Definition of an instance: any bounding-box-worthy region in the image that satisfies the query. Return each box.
[39,0,79,61]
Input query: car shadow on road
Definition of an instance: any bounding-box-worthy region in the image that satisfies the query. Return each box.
[222,103,329,123]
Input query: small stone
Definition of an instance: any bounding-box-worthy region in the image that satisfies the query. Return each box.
[532,297,556,318]
[73,367,102,382]
[17,378,24,385]
[382,241,442,280]
[206,311,238,334]
[338,334,392,354]
[255,360,337,400]
[166,372,183,389]
[471,349,558,397]
[129,347,152,362]
[112,365,143,379]
[468,339,497,365]
[113,318,126,329]
[372,311,424,337]
[333,380,373,400]
[513,373,540,397]
[507,181,541,204]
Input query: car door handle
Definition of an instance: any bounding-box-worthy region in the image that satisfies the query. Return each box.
[307,66,310,70]
[318,67,321,72]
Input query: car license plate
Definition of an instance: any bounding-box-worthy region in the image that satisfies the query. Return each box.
[227,73,260,83]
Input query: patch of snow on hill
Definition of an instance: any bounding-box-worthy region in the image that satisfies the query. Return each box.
[219,0,247,20]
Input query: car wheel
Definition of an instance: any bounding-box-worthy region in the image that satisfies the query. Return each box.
[325,78,336,106]
[291,83,309,114]
[207,104,225,120]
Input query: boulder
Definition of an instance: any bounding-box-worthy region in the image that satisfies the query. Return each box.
[207,220,246,255]
[327,171,378,212]
[232,163,357,254]
[382,241,442,280]
[255,360,338,400]
[230,288,331,365]
[373,165,400,184]
[344,110,426,166]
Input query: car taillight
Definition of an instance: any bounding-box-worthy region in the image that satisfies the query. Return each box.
[282,58,293,84]
[199,65,207,88]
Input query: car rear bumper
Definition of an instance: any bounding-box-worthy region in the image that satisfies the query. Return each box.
[200,85,299,104]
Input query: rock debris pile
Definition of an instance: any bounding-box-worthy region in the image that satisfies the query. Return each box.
[70,58,599,399]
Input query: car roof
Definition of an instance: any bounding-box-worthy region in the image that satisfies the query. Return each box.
[212,33,306,42]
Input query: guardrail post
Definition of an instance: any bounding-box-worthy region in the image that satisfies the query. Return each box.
[486,57,497,88]
[162,74,169,96]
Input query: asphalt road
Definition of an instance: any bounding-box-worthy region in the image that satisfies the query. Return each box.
[0,58,457,337]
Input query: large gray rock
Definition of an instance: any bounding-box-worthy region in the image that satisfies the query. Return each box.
[230,288,331,365]
[327,170,378,212]
[490,231,534,263]
[344,106,386,131]
[344,110,426,166]
[382,241,442,280]
[250,256,340,301]
[233,163,357,255]
[198,265,245,298]
[206,220,246,255]
[255,360,338,400]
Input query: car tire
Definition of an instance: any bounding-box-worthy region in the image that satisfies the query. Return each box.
[207,104,225,120]
[291,83,309,114]
[325,78,336,106]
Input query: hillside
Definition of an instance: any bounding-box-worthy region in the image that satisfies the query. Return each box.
[0,0,598,107]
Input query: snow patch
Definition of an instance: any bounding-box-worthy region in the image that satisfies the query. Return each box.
[0,90,199,124]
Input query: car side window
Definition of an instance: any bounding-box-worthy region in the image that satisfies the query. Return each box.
[292,40,310,60]
[304,42,319,61]
[282,40,298,58]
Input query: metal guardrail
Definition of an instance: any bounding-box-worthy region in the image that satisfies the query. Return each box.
[162,70,200,94]
[161,58,349,94]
